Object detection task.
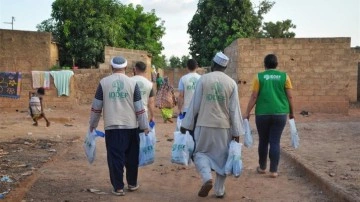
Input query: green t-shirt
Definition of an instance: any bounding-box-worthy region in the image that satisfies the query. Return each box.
[255,70,290,115]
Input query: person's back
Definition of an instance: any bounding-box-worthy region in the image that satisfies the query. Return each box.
[29,87,50,127]
[178,59,201,114]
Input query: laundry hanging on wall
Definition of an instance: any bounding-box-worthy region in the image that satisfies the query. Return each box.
[31,71,51,89]
[0,72,22,99]
[50,70,74,97]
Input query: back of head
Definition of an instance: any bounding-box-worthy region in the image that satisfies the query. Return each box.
[37,87,45,95]
[212,52,229,71]
[111,56,127,69]
[187,59,198,71]
[135,61,147,73]
[264,54,278,69]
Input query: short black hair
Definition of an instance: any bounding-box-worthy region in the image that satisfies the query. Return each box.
[37,87,45,95]
[187,59,198,71]
[264,54,278,69]
[135,61,146,72]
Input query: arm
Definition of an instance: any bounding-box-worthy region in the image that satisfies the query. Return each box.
[286,89,295,119]
[89,84,103,132]
[148,88,155,121]
[177,78,184,113]
[244,91,258,120]
[134,84,149,132]
[229,85,245,143]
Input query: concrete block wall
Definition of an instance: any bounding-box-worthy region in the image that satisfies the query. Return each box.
[0,29,57,72]
[225,38,358,114]
[99,46,152,80]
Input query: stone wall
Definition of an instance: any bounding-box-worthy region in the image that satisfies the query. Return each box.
[224,38,360,114]
[0,29,58,72]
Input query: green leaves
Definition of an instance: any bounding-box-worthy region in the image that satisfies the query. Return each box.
[188,0,296,66]
[37,0,165,68]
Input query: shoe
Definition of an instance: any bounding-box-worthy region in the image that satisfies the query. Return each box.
[256,167,266,174]
[198,180,213,197]
[128,184,140,191]
[270,172,278,178]
[216,192,226,198]
[168,119,173,123]
[112,189,125,196]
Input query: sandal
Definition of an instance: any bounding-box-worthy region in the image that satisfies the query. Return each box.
[111,189,125,196]
[270,172,278,178]
[198,180,213,197]
[256,167,266,174]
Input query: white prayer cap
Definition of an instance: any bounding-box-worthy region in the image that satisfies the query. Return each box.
[213,52,229,67]
[111,56,127,69]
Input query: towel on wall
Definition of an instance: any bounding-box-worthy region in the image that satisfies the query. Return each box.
[50,70,74,97]
[32,71,51,89]
[0,72,22,99]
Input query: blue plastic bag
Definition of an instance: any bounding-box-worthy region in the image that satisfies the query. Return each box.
[225,140,243,177]
[243,119,253,148]
[171,131,194,166]
[83,129,104,164]
[289,119,300,149]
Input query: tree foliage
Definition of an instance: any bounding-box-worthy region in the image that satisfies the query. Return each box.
[259,20,296,38]
[188,0,296,66]
[169,56,182,68]
[37,0,165,68]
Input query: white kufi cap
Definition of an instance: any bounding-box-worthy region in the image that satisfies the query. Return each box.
[213,52,229,67]
[111,56,127,69]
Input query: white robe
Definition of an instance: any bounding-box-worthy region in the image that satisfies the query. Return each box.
[181,71,244,175]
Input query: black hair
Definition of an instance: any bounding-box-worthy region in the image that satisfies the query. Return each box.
[211,61,226,72]
[187,59,198,71]
[264,54,278,69]
[135,61,146,72]
[37,87,45,95]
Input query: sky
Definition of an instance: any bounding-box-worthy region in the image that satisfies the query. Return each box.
[0,0,359,59]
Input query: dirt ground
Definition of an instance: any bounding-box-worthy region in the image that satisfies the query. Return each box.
[0,104,359,202]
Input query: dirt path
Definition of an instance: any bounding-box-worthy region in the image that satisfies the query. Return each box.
[0,105,333,201]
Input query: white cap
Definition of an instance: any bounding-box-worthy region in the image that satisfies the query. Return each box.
[213,52,229,67]
[111,56,127,69]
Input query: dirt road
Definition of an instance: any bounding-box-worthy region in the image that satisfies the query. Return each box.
[1,105,358,201]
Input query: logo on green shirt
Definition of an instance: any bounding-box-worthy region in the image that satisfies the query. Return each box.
[206,82,225,102]
[109,80,129,99]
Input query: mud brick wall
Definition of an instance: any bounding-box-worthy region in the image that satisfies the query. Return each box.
[225,38,359,114]
[0,72,76,112]
[163,68,208,89]
[0,29,58,72]
[99,46,152,80]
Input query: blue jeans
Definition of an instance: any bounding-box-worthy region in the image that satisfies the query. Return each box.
[255,115,287,172]
[105,128,139,190]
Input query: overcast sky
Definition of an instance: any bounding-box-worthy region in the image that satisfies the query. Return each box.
[0,0,359,59]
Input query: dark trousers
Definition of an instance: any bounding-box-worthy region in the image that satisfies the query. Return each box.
[105,128,139,190]
[255,115,287,172]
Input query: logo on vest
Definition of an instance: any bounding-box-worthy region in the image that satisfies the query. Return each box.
[109,80,129,99]
[186,77,198,90]
[264,74,281,80]
[206,82,225,102]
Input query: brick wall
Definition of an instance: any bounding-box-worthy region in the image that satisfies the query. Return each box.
[225,38,358,114]
[99,46,152,80]
[0,29,58,72]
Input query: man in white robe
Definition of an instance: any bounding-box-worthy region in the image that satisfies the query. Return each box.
[181,52,244,198]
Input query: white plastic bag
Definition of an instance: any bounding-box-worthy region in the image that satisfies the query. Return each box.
[225,140,243,177]
[84,129,103,164]
[175,113,185,131]
[171,131,194,166]
[289,119,300,149]
[139,131,155,167]
[243,119,253,148]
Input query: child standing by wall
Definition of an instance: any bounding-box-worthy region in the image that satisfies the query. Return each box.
[29,87,50,127]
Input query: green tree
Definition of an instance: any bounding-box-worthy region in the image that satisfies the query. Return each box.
[180,55,190,68]
[259,20,296,38]
[188,0,295,66]
[37,0,165,68]
[169,56,182,68]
